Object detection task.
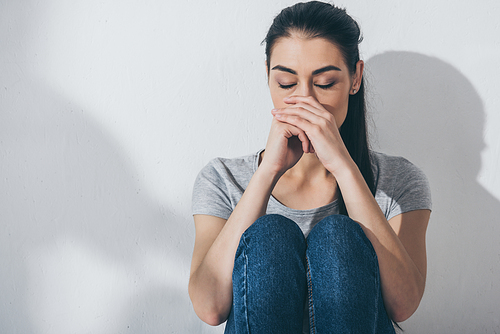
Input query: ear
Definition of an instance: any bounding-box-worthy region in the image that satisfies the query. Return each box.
[350,60,364,95]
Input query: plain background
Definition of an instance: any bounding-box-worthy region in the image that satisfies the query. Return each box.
[1,0,499,333]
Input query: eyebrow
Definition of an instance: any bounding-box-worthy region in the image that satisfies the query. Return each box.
[312,65,342,75]
[271,64,342,75]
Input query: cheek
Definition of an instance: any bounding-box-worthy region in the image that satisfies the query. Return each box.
[320,96,349,127]
[270,87,288,108]
[324,106,348,128]
[318,93,347,112]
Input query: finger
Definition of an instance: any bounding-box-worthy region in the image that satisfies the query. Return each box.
[273,103,327,122]
[297,131,311,153]
[284,95,325,111]
[309,142,315,154]
[288,123,311,153]
[273,112,317,135]
[272,106,316,122]
[277,117,312,153]
[283,96,335,122]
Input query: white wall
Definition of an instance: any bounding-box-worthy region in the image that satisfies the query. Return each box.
[1,0,499,333]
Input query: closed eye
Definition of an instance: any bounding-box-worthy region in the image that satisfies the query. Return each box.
[315,82,335,89]
[278,82,335,90]
[278,83,296,90]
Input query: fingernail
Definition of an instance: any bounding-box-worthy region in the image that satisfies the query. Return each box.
[284,96,291,100]
[275,113,282,118]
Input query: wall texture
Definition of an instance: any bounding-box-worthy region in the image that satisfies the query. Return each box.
[1,0,499,333]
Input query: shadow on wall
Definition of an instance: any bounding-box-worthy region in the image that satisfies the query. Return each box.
[0,47,210,334]
[366,52,500,332]
[0,2,222,332]
[0,77,208,333]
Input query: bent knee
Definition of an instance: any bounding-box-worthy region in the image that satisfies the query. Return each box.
[241,214,305,251]
[310,214,362,235]
[247,214,303,237]
[308,215,375,256]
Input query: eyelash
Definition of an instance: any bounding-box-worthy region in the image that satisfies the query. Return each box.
[278,82,335,90]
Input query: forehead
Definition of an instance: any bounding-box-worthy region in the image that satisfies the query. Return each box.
[269,37,346,71]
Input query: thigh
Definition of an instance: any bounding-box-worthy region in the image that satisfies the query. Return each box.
[225,214,308,334]
[306,215,395,334]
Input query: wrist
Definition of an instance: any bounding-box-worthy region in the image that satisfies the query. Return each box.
[324,153,358,179]
[255,163,283,187]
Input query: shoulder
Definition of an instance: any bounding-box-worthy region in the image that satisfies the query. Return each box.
[197,150,261,182]
[193,150,262,195]
[370,150,416,171]
[370,150,428,183]
[192,150,262,218]
[370,150,432,219]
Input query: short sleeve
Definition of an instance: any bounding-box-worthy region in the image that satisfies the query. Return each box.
[387,158,432,220]
[191,159,233,220]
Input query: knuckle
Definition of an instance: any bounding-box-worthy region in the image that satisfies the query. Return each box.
[310,124,321,134]
[318,117,329,127]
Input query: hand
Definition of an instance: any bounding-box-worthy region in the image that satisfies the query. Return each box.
[259,116,313,177]
[270,95,352,174]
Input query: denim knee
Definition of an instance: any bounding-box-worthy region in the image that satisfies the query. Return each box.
[229,214,308,334]
[240,214,306,253]
[307,214,376,258]
[305,215,388,333]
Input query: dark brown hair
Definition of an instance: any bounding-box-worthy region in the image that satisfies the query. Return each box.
[263,1,375,215]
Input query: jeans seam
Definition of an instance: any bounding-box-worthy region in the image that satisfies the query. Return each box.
[306,255,316,334]
[242,236,250,334]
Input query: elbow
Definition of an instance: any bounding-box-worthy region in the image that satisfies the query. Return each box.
[198,311,227,327]
[188,281,230,326]
[191,301,228,326]
[390,308,414,323]
[387,301,418,323]
[386,284,424,323]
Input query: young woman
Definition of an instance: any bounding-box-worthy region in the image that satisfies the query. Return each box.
[189,2,432,333]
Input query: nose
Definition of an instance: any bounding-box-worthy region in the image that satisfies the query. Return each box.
[294,81,314,98]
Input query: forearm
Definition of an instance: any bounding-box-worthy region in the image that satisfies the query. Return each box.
[334,160,425,321]
[189,166,281,324]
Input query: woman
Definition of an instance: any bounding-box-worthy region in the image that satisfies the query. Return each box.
[189,1,432,333]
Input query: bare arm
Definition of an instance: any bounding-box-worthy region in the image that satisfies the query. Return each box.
[335,162,430,321]
[273,95,431,322]
[189,119,312,325]
[189,168,278,325]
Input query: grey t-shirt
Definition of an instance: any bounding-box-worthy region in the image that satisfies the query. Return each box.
[192,149,431,236]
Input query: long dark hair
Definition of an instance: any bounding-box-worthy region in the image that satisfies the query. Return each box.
[263,1,375,216]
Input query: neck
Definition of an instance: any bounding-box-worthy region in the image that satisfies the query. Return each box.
[285,153,332,181]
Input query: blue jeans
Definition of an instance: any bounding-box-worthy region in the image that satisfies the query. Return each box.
[224,214,396,334]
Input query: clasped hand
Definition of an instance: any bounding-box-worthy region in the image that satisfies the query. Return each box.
[261,95,350,176]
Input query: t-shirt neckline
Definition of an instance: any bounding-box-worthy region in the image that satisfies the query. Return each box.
[252,149,339,215]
